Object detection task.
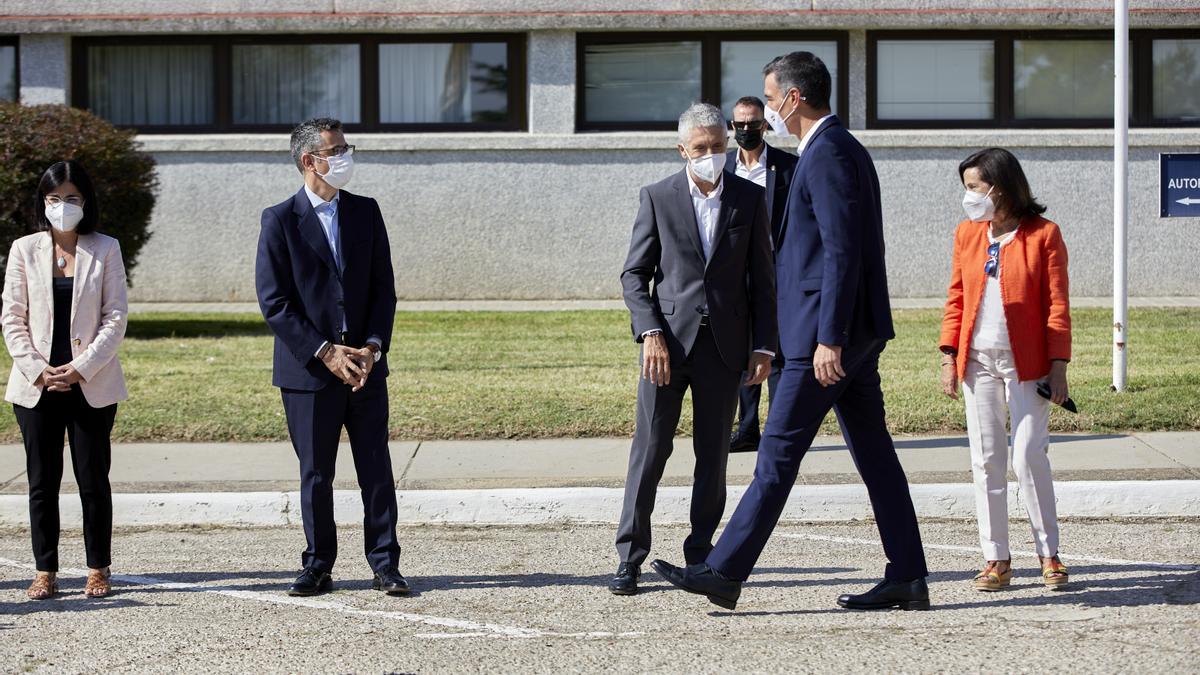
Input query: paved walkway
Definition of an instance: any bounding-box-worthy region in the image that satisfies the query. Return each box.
[128,297,1200,314]
[2,432,1196,495]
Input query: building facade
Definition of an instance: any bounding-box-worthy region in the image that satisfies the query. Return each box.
[2,1,1198,301]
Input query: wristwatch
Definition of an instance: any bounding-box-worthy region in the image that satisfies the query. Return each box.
[366,342,382,363]
[316,342,333,360]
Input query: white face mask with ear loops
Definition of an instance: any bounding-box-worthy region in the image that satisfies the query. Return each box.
[45,202,84,233]
[962,186,996,222]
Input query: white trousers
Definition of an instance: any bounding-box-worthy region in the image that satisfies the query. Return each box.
[962,348,1059,560]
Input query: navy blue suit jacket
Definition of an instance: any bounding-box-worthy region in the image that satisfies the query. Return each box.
[255,187,397,391]
[776,116,895,360]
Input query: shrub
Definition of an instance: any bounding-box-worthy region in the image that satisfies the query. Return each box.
[0,103,157,284]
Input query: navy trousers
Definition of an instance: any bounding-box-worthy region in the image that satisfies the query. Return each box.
[281,375,400,574]
[707,340,928,582]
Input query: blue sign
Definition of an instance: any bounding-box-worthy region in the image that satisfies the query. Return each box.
[1161,153,1200,218]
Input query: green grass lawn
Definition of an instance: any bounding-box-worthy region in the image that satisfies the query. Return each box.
[0,307,1195,443]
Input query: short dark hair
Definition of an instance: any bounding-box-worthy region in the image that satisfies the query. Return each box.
[763,51,832,111]
[733,96,765,113]
[958,148,1047,220]
[35,161,100,235]
[290,117,343,172]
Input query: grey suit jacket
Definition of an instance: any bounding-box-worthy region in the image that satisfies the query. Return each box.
[621,169,777,371]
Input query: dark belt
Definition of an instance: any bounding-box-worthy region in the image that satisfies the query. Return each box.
[335,331,349,345]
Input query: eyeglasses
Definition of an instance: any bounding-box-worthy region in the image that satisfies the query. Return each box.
[45,195,84,207]
[310,144,355,159]
[730,120,766,131]
[984,242,1000,277]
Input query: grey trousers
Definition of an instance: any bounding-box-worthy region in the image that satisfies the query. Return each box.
[615,325,742,566]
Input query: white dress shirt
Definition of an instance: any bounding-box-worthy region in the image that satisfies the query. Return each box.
[796,113,836,160]
[687,170,724,261]
[734,144,769,188]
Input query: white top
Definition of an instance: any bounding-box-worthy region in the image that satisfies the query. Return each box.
[796,113,836,159]
[734,144,768,188]
[687,169,724,261]
[970,225,1019,351]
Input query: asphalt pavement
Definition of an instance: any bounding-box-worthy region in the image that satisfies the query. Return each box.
[1,520,1197,673]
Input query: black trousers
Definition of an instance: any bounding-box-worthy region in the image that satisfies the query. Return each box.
[615,325,742,567]
[14,387,118,572]
[281,375,400,574]
[734,353,784,441]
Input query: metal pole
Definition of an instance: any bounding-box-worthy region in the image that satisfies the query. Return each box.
[1113,0,1129,391]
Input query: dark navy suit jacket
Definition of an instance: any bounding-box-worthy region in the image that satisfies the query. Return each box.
[776,116,895,360]
[724,141,799,246]
[255,187,397,391]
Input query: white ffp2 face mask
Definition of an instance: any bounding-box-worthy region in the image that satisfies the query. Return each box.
[313,152,355,190]
[764,89,800,135]
[45,202,84,233]
[688,152,727,184]
[962,187,996,222]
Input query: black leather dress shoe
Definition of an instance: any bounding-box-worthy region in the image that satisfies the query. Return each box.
[729,433,760,454]
[837,578,930,611]
[288,568,333,597]
[373,567,411,596]
[651,559,741,610]
[608,563,640,595]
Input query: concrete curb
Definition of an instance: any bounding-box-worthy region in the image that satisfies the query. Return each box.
[1,481,1196,528]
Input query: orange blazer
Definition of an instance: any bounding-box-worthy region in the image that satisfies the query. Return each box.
[939,215,1071,382]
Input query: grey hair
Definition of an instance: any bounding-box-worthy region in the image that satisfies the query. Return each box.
[289,117,343,172]
[677,102,726,142]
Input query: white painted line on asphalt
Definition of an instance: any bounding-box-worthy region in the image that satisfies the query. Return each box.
[779,533,1200,570]
[0,556,643,641]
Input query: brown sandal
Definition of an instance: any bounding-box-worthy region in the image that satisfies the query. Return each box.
[84,567,112,598]
[972,560,1012,591]
[27,572,58,600]
[1039,555,1069,589]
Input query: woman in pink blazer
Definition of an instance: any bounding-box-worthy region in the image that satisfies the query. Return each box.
[2,161,128,600]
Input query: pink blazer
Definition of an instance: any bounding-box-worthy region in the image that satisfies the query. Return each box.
[2,232,128,409]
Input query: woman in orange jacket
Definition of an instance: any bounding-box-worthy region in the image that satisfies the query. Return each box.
[939,148,1071,592]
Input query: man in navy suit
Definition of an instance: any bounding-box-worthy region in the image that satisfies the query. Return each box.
[653,53,929,611]
[255,117,409,597]
[724,96,799,454]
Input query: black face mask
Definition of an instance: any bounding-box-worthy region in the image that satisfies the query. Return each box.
[734,126,764,151]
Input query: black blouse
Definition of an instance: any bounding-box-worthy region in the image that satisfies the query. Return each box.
[49,276,74,367]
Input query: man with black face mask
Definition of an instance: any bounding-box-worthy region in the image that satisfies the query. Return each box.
[725,96,798,454]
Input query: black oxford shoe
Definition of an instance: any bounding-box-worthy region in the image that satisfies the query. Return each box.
[288,568,333,597]
[837,577,930,611]
[373,567,411,596]
[651,559,741,610]
[729,433,760,454]
[608,563,640,595]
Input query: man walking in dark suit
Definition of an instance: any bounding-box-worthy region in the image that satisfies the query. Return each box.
[610,102,778,596]
[255,117,409,597]
[725,95,799,454]
[653,53,929,610]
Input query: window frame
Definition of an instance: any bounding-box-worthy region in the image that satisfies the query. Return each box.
[0,35,20,104]
[575,31,850,132]
[71,33,528,134]
[867,29,1200,129]
[1141,29,1200,127]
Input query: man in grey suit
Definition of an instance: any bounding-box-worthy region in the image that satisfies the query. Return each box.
[609,102,778,595]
